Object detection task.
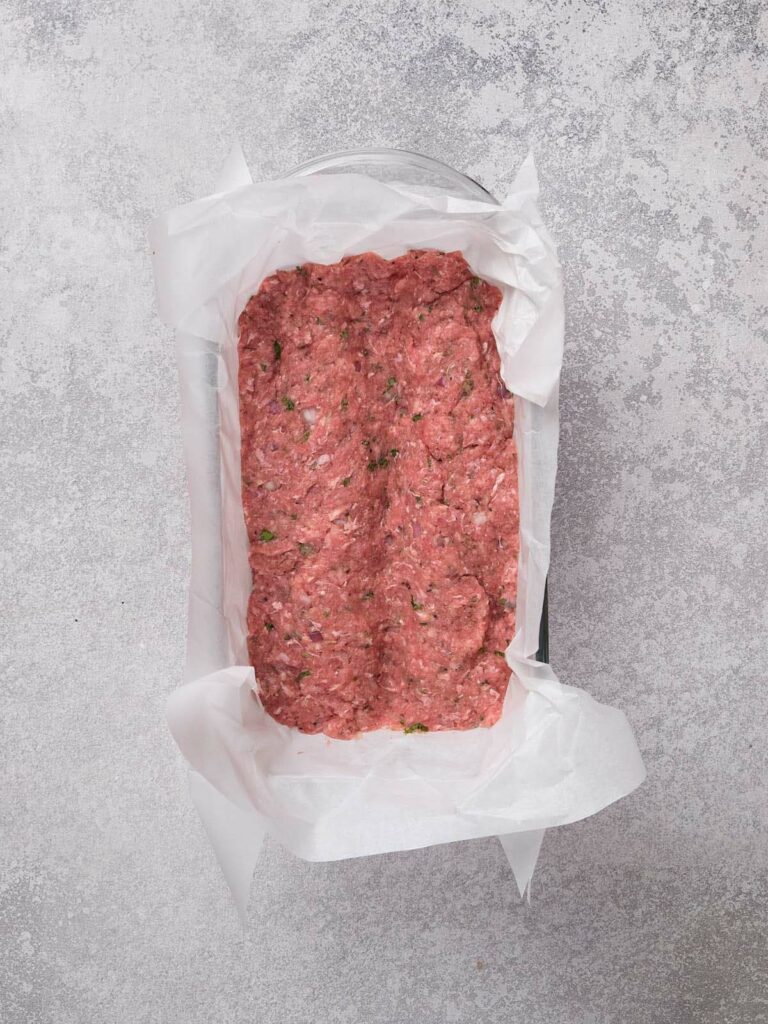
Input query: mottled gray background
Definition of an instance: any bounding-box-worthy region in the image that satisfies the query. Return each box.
[2,1,767,1021]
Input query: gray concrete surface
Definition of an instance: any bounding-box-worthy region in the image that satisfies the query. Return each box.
[2,1,767,1022]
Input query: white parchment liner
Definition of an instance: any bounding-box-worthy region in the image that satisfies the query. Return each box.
[151,146,645,916]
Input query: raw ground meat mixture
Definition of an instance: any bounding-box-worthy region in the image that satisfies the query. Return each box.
[237,249,519,739]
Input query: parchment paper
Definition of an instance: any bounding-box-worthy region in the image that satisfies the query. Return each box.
[150,145,645,916]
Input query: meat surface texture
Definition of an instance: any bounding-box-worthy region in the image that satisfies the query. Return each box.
[237,249,519,739]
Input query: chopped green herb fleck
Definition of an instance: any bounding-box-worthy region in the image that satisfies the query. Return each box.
[414,495,423,507]
[418,313,425,321]
[340,328,349,340]
[361,590,374,601]
[264,621,275,631]
[296,265,308,276]
[494,650,506,658]
[411,596,423,611]
[362,438,371,448]
[273,340,282,361]
[470,275,480,289]
[404,722,429,733]
[367,460,378,472]
[427,305,433,313]
[462,373,474,396]
[377,455,389,469]
[298,543,314,556]
[300,429,310,442]
[390,448,399,458]
[341,396,349,411]
[500,597,515,611]
[259,362,268,372]
[298,669,311,679]
[259,529,277,542]
[412,413,423,422]
[426,456,433,469]
[341,476,352,487]
[315,316,323,325]
[304,373,311,382]
[282,396,296,411]
[385,376,397,389]
[473,303,484,313]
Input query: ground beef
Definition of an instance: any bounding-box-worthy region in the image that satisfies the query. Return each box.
[237,250,519,739]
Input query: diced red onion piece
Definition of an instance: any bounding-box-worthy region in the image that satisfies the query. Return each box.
[308,630,324,642]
